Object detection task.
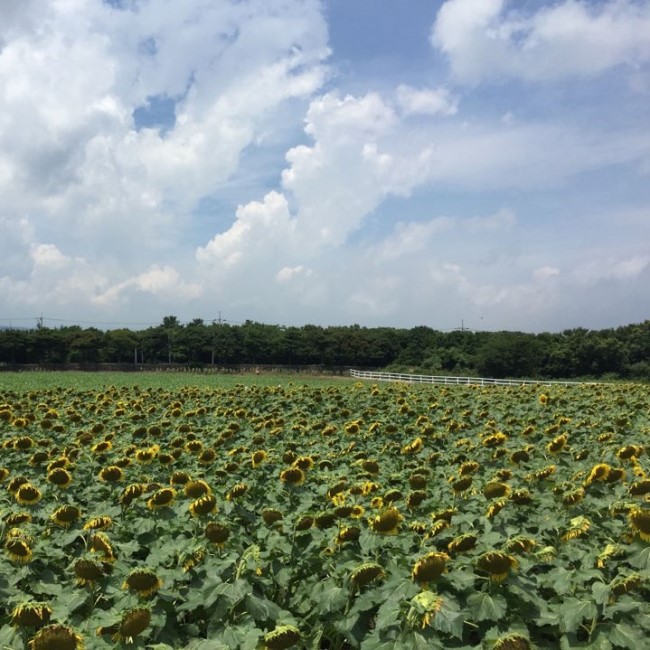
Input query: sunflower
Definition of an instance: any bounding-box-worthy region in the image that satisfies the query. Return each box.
[369,507,403,535]
[169,470,190,486]
[562,488,585,506]
[505,536,537,554]
[483,482,510,500]
[98,466,123,482]
[547,434,568,454]
[5,537,33,564]
[28,624,84,650]
[350,562,385,588]
[181,547,206,572]
[617,445,643,460]
[0,467,10,482]
[89,532,116,562]
[47,468,72,488]
[226,483,248,501]
[16,483,43,506]
[561,516,591,542]
[4,511,32,526]
[336,526,361,544]
[476,551,518,582]
[447,533,477,555]
[401,437,423,455]
[51,505,81,528]
[459,460,480,476]
[262,508,283,526]
[74,559,105,586]
[205,522,230,548]
[493,634,532,650]
[295,515,314,531]
[293,456,314,471]
[449,475,472,494]
[629,479,650,496]
[123,568,162,598]
[145,487,175,510]
[120,483,145,507]
[184,479,211,499]
[412,552,449,587]
[280,467,305,486]
[11,602,52,628]
[8,475,29,493]
[91,440,112,454]
[251,450,267,468]
[629,508,650,542]
[83,516,112,531]
[117,607,151,642]
[610,573,644,598]
[189,494,217,517]
[584,463,611,485]
[198,448,216,465]
[263,624,302,649]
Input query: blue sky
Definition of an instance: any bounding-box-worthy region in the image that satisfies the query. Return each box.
[0,0,648,332]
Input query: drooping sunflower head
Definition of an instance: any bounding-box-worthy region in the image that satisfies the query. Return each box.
[189,494,217,517]
[350,562,385,588]
[83,516,112,531]
[74,558,105,586]
[4,511,32,526]
[205,522,230,547]
[119,483,145,507]
[50,505,82,528]
[585,463,611,486]
[251,450,267,468]
[263,624,302,649]
[336,525,361,545]
[226,483,248,501]
[561,515,591,542]
[475,551,518,582]
[98,466,124,483]
[294,515,314,531]
[483,482,511,500]
[412,552,450,586]
[117,607,151,642]
[184,479,211,499]
[46,467,72,488]
[28,624,84,650]
[146,487,176,510]
[369,507,403,535]
[448,533,478,555]
[169,470,190,486]
[89,532,116,562]
[406,591,445,630]
[629,508,650,542]
[16,483,43,506]
[280,467,305,486]
[262,508,283,526]
[11,601,52,628]
[122,568,162,598]
[493,633,532,650]
[5,535,33,564]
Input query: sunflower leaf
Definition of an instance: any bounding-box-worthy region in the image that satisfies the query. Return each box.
[467,592,507,622]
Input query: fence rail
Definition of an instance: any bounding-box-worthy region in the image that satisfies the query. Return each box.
[348,369,586,387]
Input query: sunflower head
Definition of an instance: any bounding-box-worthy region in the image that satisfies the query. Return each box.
[74,558,105,586]
[350,562,385,588]
[476,551,518,582]
[146,487,176,510]
[28,624,84,650]
[205,522,230,547]
[117,607,151,642]
[280,467,305,486]
[51,505,82,528]
[184,479,211,498]
[189,494,217,517]
[15,483,43,506]
[448,533,477,555]
[251,450,267,468]
[226,482,248,501]
[263,624,302,649]
[262,508,283,526]
[412,552,450,586]
[369,507,403,535]
[89,532,116,562]
[493,633,532,650]
[83,516,112,531]
[11,602,52,628]
[629,508,650,542]
[98,466,123,482]
[4,511,32,526]
[123,568,162,598]
[119,483,145,507]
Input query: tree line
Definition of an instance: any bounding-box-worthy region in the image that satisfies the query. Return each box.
[0,316,648,380]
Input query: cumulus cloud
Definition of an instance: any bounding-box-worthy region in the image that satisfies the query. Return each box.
[432,0,650,83]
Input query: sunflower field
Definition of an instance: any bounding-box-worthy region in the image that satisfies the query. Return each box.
[0,378,649,649]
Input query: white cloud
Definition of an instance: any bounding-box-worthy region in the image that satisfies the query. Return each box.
[463,208,516,233]
[432,0,650,83]
[396,85,459,116]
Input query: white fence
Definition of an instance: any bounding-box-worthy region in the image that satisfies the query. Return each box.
[348,368,584,387]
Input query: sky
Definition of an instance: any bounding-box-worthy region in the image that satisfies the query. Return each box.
[0,0,649,333]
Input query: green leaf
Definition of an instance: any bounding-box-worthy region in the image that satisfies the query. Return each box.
[467,592,507,622]
[609,622,647,649]
[559,597,598,634]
